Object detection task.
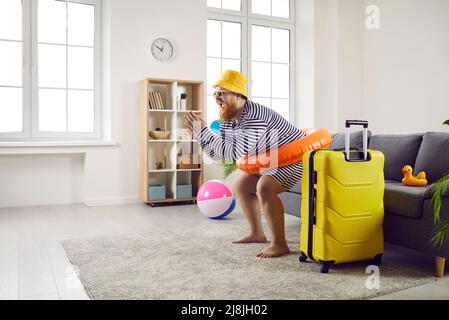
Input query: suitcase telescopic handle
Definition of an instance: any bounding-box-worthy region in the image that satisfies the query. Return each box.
[345,120,368,128]
[345,120,369,161]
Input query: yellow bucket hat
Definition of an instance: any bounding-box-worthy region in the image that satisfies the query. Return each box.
[213,70,247,98]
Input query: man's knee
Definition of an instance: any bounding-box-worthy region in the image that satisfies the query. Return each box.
[234,174,255,196]
[257,181,275,202]
[257,177,284,202]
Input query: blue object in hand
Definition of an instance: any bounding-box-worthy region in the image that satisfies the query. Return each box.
[210,120,221,134]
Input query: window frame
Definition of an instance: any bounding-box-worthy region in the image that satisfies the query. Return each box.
[0,0,102,142]
[207,0,295,123]
[248,0,295,24]
[248,18,295,122]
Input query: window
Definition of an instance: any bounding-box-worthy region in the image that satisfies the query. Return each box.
[251,0,290,19]
[207,18,243,126]
[0,0,23,134]
[0,0,102,141]
[251,25,291,120]
[207,0,242,12]
[207,0,294,124]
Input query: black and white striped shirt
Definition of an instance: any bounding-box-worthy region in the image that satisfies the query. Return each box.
[196,100,306,162]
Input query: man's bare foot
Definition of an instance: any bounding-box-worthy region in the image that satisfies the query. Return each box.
[256,243,290,258]
[233,233,267,244]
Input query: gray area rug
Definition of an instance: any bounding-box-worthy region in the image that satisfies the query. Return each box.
[62,219,435,300]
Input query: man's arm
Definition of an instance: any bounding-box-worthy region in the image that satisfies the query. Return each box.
[196,119,267,161]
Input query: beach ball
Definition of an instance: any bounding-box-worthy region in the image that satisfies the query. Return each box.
[210,120,221,134]
[197,180,235,219]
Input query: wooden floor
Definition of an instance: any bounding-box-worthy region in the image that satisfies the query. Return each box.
[0,203,448,300]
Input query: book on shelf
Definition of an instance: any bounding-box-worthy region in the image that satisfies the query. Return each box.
[149,91,164,110]
[156,92,164,109]
[148,92,156,109]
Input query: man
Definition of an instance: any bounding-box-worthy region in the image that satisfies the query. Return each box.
[184,70,305,258]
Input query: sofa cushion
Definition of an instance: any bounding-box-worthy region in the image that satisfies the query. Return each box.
[369,134,423,182]
[329,130,372,151]
[414,132,449,183]
[384,181,431,219]
[279,192,301,217]
[290,181,301,194]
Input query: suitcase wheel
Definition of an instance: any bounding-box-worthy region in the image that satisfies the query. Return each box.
[372,254,383,266]
[320,261,334,274]
[299,252,307,263]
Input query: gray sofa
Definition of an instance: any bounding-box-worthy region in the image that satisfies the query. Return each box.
[280,131,449,272]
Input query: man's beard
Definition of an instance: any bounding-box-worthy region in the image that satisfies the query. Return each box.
[219,99,239,122]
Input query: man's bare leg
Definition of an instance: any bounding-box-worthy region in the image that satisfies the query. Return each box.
[233,173,267,244]
[256,176,289,258]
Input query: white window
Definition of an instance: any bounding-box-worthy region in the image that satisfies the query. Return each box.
[206,18,244,126]
[0,0,102,141]
[207,0,242,12]
[251,0,291,19]
[207,0,294,124]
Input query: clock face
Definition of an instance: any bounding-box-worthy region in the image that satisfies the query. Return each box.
[151,38,173,62]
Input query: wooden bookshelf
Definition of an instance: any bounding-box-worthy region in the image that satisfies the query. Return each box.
[139,78,204,206]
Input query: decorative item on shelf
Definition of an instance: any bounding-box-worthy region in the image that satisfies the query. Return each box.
[149,91,164,110]
[149,128,171,140]
[178,93,187,110]
[148,184,166,201]
[177,184,192,199]
[155,154,166,170]
[177,153,201,169]
[175,128,193,141]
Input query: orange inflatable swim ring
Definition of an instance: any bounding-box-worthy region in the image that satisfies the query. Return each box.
[236,128,333,174]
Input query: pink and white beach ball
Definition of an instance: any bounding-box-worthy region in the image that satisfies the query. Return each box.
[196,180,236,219]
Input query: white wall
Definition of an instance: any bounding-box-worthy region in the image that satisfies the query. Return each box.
[364,0,449,134]
[0,154,84,208]
[311,0,366,133]
[306,0,449,134]
[295,0,315,128]
[0,0,207,208]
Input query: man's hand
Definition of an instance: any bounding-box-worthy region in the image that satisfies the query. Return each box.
[184,112,206,137]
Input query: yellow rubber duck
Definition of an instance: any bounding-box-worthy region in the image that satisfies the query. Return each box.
[402,165,428,187]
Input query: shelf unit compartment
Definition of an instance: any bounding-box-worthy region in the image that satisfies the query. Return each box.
[175,113,195,140]
[177,82,204,111]
[148,81,175,110]
[148,171,176,201]
[148,142,176,171]
[177,171,201,199]
[148,112,174,139]
[176,141,201,170]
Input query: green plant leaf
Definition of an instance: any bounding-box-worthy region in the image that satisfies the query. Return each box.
[219,159,237,178]
[430,173,449,224]
[431,220,449,248]
[444,119,449,126]
[429,172,449,249]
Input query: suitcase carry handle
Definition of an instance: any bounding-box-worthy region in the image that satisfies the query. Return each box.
[345,120,369,162]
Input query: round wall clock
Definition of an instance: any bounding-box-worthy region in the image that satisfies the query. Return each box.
[150,37,174,62]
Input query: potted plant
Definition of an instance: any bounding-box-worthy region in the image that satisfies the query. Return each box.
[430,119,449,246]
[429,119,449,277]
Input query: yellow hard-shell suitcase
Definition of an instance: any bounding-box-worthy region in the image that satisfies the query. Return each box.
[299,120,385,273]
